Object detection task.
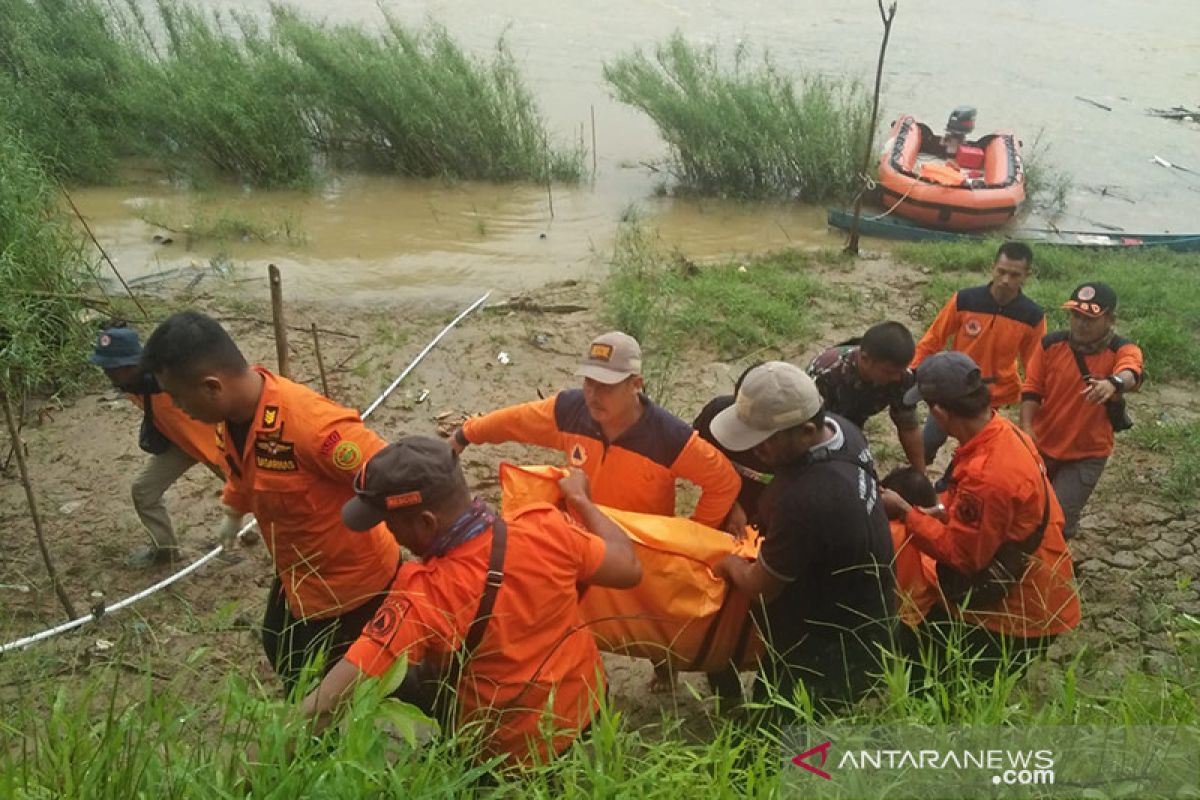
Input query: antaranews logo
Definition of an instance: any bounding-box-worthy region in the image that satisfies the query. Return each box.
[790,740,1056,787]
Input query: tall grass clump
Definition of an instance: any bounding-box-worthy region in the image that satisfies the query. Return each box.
[604,34,870,201]
[0,0,148,183]
[276,11,583,181]
[127,0,318,187]
[0,0,582,187]
[0,125,95,401]
[898,241,1200,381]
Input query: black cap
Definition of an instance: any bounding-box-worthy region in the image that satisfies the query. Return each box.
[88,326,143,369]
[904,351,987,405]
[341,435,463,531]
[1062,282,1117,318]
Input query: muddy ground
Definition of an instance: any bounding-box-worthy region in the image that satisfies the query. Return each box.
[1,256,1197,725]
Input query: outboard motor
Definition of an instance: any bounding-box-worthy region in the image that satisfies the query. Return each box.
[945,106,977,137]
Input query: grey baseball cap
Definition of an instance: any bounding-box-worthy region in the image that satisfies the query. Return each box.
[903,351,987,405]
[710,361,823,452]
[574,331,642,384]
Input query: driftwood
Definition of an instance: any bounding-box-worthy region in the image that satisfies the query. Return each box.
[1075,95,1112,112]
[486,298,587,314]
[1146,106,1198,121]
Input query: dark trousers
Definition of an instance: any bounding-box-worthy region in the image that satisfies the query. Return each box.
[906,606,1053,684]
[261,578,389,697]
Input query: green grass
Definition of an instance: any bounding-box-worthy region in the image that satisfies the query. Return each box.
[0,123,97,401]
[1129,420,1200,506]
[137,201,308,246]
[1022,130,1073,218]
[0,0,582,187]
[897,242,1200,382]
[604,223,826,402]
[1,610,1196,798]
[603,34,870,201]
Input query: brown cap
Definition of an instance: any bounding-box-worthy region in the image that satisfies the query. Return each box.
[341,435,463,531]
[1061,282,1117,318]
[709,361,822,452]
[574,331,642,384]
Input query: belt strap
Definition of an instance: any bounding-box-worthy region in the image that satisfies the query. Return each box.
[446,517,507,688]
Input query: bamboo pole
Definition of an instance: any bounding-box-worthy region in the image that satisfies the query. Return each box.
[60,186,149,319]
[845,0,898,256]
[1,386,77,619]
[267,264,291,378]
[311,322,330,398]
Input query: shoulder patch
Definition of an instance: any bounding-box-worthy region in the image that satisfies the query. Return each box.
[331,440,363,471]
[364,598,411,647]
[955,491,984,526]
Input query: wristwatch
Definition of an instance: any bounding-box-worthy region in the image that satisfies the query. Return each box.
[1107,375,1125,392]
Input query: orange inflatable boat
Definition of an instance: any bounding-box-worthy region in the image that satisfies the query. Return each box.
[878,114,1025,231]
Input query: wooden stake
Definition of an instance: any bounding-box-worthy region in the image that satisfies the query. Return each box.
[544,134,555,220]
[60,186,149,319]
[845,0,898,256]
[268,264,291,378]
[311,322,330,398]
[590,104,598,179]
[1,386,77,620]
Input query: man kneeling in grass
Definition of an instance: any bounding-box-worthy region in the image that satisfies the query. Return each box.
[295,436,641,765]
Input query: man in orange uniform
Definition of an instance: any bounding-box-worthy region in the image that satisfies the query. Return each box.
[882,352,1080,674]
[451,331,740,530]
[1021,282,1144,538]
[880,467,940,628]
[89,323,225,568]
[142,311,401,694]
[912,242,1045,462]
[296,436,641,766]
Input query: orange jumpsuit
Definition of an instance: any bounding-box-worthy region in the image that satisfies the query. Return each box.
[218,367,399,619]
[461,389,740,527]
[128,392,221,467]
[912,285,1046,407]
[903,414,1080,637]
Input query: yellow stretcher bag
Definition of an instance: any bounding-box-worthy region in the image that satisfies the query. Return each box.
[498,463,763,672]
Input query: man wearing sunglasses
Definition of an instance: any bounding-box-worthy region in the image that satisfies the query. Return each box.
[1020,282,1144,538]
[142,310,400,694]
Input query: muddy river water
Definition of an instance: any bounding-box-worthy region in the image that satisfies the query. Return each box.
[76,0,1199,303]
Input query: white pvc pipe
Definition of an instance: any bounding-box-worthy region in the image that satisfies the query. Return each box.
[0,292,492,655]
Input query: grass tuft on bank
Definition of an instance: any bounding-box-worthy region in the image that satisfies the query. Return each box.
[604,34,869,201]
[0,124,96,401]
[0,0,582,187]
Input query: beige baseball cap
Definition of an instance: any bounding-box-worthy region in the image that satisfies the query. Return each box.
[574,331,642,384]
[710,361,823,451]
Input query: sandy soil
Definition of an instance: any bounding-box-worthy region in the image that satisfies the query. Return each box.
[1,259,1197,723]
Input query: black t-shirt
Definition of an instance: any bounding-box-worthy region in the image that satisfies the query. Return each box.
[693,395,774,526]
[756,414,895,665]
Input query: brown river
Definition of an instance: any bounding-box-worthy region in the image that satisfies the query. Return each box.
[76,0,1200,303]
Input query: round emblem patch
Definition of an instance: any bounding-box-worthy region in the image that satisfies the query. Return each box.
[331,440,363,471]
[956,491,983,525]
[1077,285,1096,301]
[964,319,983,336]
[98,334,111,347]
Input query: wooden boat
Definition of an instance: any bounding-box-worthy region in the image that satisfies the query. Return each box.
[826,208,1200,253]
[878,114,1025,231]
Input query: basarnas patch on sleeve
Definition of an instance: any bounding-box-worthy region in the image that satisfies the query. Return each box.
[331,440,363,471]
[955,491,984,525]
[364,598,411,647]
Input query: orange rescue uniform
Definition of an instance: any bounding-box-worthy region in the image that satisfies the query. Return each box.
[347,504,608,765]
[912,284,1046,406]
[890,519,939,627]
[461,389,739,527]
[903,414,1080,637]
[218,367,399,619]
[1022,333,1144,461]
[128,392,221,467]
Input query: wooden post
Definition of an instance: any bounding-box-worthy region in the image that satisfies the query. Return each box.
[311,322,330,398]
[845,0,898,256]
[268,264,290,378]
[544,134,556,220]
[1,386,77,620]
[590,104,598,180]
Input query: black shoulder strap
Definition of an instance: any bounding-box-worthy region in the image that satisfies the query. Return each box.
[447,517,507,687]
[1070,346,1093,383]
[1007,421,1051,554]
